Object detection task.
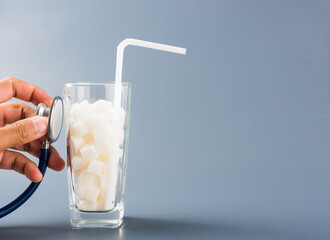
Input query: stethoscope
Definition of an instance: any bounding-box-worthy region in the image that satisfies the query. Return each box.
[0,96,64,218]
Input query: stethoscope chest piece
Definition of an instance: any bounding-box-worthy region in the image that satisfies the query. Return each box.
[36,96,64,143]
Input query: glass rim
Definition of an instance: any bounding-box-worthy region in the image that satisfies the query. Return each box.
[63,82,131,87]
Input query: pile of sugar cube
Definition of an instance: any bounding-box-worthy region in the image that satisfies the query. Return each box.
[69,99,126,211]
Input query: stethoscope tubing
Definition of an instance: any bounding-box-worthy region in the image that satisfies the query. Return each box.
[0,147,50,218]
[0,96,62,218]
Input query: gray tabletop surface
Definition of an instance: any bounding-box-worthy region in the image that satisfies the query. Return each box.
[1,0,330,239]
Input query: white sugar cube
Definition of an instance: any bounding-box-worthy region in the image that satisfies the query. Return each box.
[117,129,125,146]
[93,123,113,143]
[93,176,100,188]
[71,136,84,154]
[105,108,114,123]
[71,100,91,121]
[90,99,113,115]
[70,106,85,121]
[117,148,124,159]
[110,163,118,182]
[104,201,114,211]
[97,190,104,201]
[74,169,81,178]
[104,174,118,210]
[87,114,108,129]
[64,101,71,136]
[83,185,100,202]
[69,118,76,135]
[80,99,91,108]
[71,103,79,110]
[108,147,123,162]
[78,200,97,211]
[72,156,86,170]
[110,108,126,127]
[97,200,105,211]
[98,154,110,162]
[87,160,104,175]
[92,176,106,190]
[102,162,110,175]
[72,121,89,136]
[104,174,117,210]
[82,133,94,144]
[119,107,126,125]
[78,170,95,185]
[69,103,79,121]
[75,183,88,199]
[99,175,107,189]
[80,144,98,161]
[95,140,111,155]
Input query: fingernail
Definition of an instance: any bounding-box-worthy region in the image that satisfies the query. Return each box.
[33,117,48,134]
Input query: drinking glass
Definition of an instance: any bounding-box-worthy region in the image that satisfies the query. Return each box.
[63,82,131,228]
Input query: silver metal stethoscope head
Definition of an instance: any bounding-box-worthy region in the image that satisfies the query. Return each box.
[36,96,64,143]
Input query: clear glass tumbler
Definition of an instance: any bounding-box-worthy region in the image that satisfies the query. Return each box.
[63,82,131,228]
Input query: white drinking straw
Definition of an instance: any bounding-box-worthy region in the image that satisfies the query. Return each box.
[113,38,186,147]
[105,38,186,209]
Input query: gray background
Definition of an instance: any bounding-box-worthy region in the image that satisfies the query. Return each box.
[1,0,330,239]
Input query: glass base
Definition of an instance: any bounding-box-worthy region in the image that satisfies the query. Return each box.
[70,205,124,229]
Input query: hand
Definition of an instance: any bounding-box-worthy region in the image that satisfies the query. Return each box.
[0,77,65,182]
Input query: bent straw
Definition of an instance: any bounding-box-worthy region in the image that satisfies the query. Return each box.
[114,38,186,142]
[105,38,186,208]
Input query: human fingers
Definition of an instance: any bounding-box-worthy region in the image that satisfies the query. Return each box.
[0,116,48,152]
[0,77,52,107]
[11,141,65,171]
[0,150,43,182]
[0,102,36,127]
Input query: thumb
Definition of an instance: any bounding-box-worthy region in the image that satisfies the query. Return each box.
[0,116,48,151]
